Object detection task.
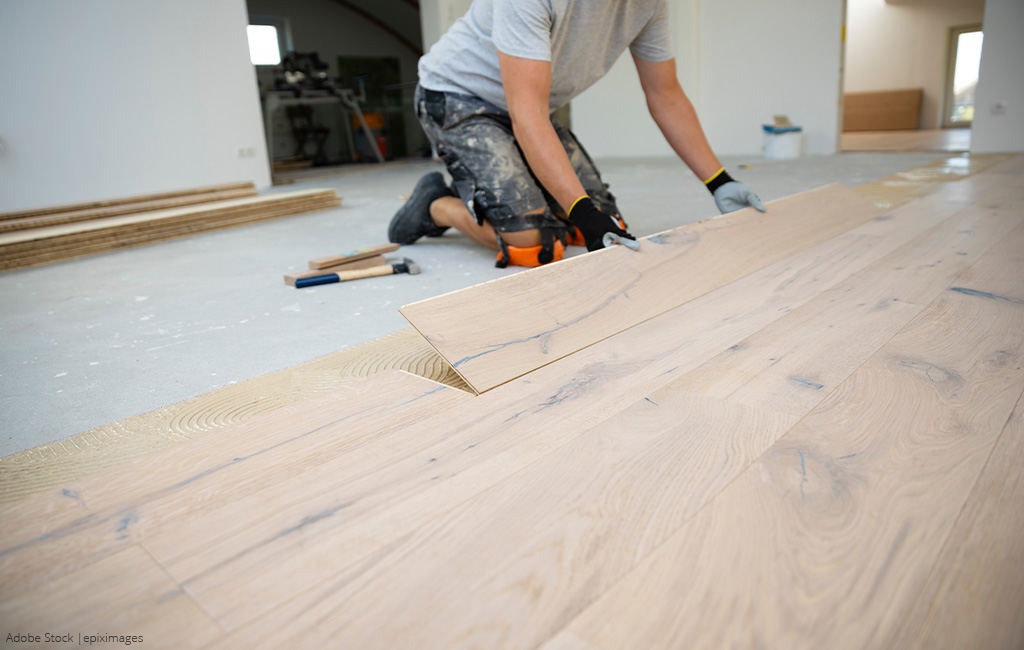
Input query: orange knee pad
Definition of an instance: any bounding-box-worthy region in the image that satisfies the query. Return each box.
[496,240,565,268]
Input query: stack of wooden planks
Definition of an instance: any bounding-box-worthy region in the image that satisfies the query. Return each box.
[0,183,341,271]
[1,156,1022,649]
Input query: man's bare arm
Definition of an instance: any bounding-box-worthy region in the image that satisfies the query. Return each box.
[633,55,722,181]
[636,54,765,213]
[498,51,587,212]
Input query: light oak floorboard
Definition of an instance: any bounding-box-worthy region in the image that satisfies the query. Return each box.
[0,190,339,246]
[213,393,799,649]
[0,188,259,234]
[0,198,341,271]
[0,182,255,220]
[152,176,990,631]
[402,184,885,393]
[0,546,223,649]
[681,182,1024,416]
[205,169,1024,648]
[549,220,1024,650]
[0,372,468,601]
[889,378,1024,649]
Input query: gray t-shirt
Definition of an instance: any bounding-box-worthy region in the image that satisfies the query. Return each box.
[419,0,673,112]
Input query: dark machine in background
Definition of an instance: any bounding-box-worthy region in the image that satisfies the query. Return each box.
[263,51,422,169]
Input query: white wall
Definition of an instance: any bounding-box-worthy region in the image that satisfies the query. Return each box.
[573,0,846,159]
[845,0,985,130]
[972,0,1024,153]
[420,0,474,51]
[699,0,844,157]
[0,0,270,213]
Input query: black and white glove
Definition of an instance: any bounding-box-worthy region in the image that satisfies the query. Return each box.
[568,196,635,252]
[705,168,766,214]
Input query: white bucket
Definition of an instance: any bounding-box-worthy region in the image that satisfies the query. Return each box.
[763,126,802,160]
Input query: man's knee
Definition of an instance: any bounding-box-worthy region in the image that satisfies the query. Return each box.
[492,210,568,268]
[500,229,543,248]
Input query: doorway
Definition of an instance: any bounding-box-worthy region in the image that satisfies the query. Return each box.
[944,24,984,129]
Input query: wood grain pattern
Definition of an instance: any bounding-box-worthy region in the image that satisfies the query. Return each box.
[0,187,259,234]
[0,190,338,245]
[401,184,885,393]
[890,396,1024,650]
[2,159,1022,648]
[681,182,1024,416]
[549,219,1024,650]
[0,190,341,271]
[201,167,1024,648]
[0,182,255,220]
[0,546,222,649]
[0,371,468,601]
[213,392,798,649]
[144,183,943,633]
[0,202,337,271]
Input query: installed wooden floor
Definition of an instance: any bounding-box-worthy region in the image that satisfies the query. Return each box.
[1,156,1023,649]
[841,128,971,153]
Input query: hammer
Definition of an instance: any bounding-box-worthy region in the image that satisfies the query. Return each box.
[295,257,420,288]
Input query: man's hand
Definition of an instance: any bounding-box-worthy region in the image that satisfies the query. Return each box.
[705,168,766,214]
[569,196,636,252]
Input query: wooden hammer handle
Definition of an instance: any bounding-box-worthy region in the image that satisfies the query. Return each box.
[331,265,395,282]
[294,264,395,288]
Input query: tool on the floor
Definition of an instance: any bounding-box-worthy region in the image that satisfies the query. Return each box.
[308,243,400,270]
[295,257,420,288]
[284,254,387,286]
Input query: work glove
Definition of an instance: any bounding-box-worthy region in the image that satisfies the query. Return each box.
[568,196,635,252]
[704,168,766,214]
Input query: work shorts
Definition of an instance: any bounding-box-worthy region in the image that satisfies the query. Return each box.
[414,85,621,234]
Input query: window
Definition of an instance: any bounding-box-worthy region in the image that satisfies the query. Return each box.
[247,24,282,66]
[247,16,291,67]
[945,25,984,127]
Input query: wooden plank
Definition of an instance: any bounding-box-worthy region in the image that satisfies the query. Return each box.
[680,182,1024,416]
[0,546,223,649]
[309,243,400,269]
[401,184,886,393]
[147,177,984,632]
[0,198,338,260]
[890,395,1024,650]
[0,187,259,234]
[0,196,339,258]
[3,167,1013,642]
[0,182,255,221]
[0,194,341,271]
[284,255,387,285]
[0,190,339,246]
[546,220,1024,650]
[196,173,1024,645]
[212,393,797,649]
[0,371,469,601]
[842,129,971,153]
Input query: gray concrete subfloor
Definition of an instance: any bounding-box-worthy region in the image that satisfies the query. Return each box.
[0,151,948,456]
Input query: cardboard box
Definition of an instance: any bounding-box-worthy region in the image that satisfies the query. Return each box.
[842,89,923,131]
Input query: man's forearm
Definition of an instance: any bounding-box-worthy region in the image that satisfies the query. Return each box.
[646,85,722,182]
[509,105,587,213]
